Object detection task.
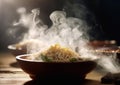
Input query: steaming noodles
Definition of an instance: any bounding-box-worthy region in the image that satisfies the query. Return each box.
[30,44,83,62]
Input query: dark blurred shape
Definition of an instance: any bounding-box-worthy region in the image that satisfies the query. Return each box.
[101,72,120,84]
[24,76,85,85]
[98,0,120,45]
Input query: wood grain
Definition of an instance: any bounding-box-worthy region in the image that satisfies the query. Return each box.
[0,52,113,85]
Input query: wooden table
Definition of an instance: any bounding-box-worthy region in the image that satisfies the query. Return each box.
[0,52,113,85]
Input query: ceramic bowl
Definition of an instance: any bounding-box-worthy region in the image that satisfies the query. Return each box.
[88,40,116,49]
[7,39,42,56]
[16,54,97,80]
[8,44,27,56]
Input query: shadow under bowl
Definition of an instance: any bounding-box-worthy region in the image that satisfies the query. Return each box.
[16,54,97,80]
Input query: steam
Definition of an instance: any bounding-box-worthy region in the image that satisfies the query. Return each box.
[8,1,120,74]
[97,55,120,73]
[13,7,94,58]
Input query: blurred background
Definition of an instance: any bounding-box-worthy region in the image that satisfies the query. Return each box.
[0,0,120,51]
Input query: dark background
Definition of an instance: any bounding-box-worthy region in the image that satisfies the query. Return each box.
[0,0,120,51]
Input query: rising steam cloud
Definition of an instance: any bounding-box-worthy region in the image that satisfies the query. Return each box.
[14,7,92,58]
[8,1,120,74]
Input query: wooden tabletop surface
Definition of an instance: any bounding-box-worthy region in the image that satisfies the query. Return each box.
[0,52,113,85]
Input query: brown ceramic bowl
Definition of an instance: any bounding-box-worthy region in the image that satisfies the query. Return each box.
[7,40,43,56]
[88,40,116,49]
[8,44,27,56]
[16,54,97,80]
[87,40,120,58]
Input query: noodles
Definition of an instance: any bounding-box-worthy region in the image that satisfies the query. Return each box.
[35,44,82,62]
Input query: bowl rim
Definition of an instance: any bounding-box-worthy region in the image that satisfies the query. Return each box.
[8,44,17,50]
[16,54,96,63]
